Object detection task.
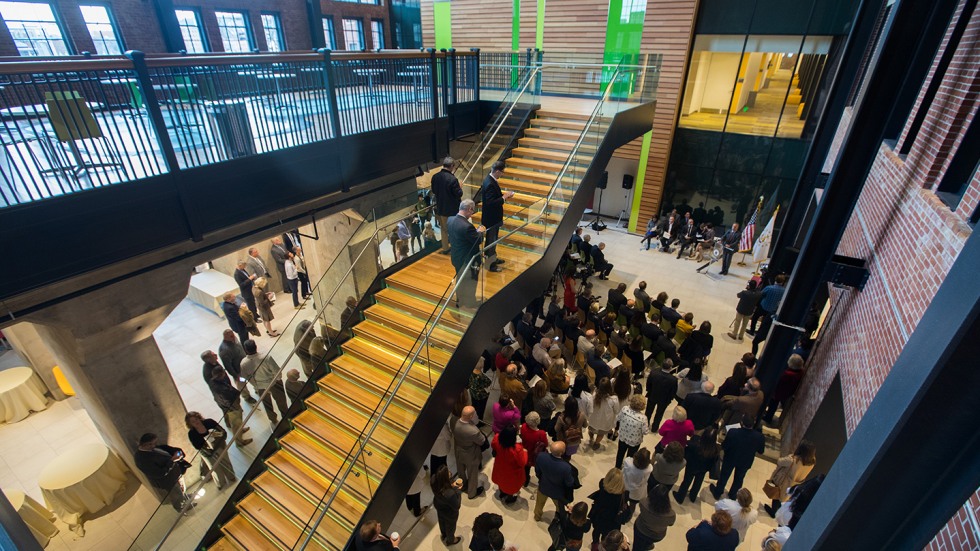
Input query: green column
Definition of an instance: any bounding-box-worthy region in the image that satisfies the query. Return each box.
[536,0,545,50]
[602,0,648,94]
[434,1,452,49]
[628,130,652,233]
[512,0,520,50]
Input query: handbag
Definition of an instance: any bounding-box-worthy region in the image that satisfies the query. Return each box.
[763,479,781,500]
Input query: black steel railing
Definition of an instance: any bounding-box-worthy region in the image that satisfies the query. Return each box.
[0,49,479,208]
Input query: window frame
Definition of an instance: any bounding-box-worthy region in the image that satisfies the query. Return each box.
[78,3,125,55]
[370,19,384,50]
[342,17,365,51]
[935,118,980,212]
[214,9,254,53]
[174,7,209,53]
[322,17,337,50]
[0,0,73,56]
[260,12,285,52]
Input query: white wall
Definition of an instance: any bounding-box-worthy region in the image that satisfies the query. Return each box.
[732,52,763,112]
[701,52,741,112]
[592,157,638,224]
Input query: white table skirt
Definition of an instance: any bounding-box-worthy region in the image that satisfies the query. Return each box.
[0,367,48,423]
[3,489,59,546]
[188,270,240,318]
[38,443,129,529]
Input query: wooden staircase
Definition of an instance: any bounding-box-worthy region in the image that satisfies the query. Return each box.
[207,109,599,550]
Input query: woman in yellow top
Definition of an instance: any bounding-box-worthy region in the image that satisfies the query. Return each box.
[675,313,695,336]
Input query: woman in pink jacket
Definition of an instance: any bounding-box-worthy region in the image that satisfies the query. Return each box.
[656,406,695,453]
[492,394,521,434]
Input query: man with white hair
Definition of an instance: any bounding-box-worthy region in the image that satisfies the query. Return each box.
[453,406,487,499]
[682,380,724,432]
[577,329,597,361]
[447,199,485,309]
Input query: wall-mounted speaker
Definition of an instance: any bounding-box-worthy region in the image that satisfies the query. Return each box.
[623,174,634,190]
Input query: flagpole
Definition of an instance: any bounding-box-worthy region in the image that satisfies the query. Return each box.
[737,196,763,266]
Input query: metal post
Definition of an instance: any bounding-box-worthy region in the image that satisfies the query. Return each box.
[755,0,960,402]
[471,48,481,102]
[427,48,439,120]
[150,0,185,53]
[534,48,544,96]
[768,0,885,275]
[439,48,450,116]
[785,230,980,550]
[448,48,458,105]
[306,0,326,50]
[319,48,342,139]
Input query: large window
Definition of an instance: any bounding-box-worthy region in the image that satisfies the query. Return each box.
[175,8,207,53]
[322,17,336,50]
[261,13,284,52]
[342,18,364,51]
[0,1,71,56]
[215,10,252,53]
[79,4,123,55]
[371,19,384,49]
[678,34,832,139]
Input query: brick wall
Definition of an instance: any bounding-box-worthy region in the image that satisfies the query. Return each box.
[784,2,980,548]
[320,0,390,51]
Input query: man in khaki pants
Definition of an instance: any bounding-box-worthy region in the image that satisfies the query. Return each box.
[208,366,253,447]
[533,442,575,522]
[430,157,462,254]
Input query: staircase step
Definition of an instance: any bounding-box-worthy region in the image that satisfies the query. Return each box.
[499,177,573,196]
[523,127,586,142]
[362,303,462,350]
[507,190,569,210]
[536,110,593,121]
[501,201,562,225]
[209,536,240,551]
[236,493,333,550]
[374,287,473,333]
[530,118,589,131]
[290,409,395,472]
[306,392,414,450]
[251,470,361,548]
[221,514,284,551]
[473,212,549,238]
[506,156,574,173]
[307,377,419,432]
[504,167,560,184]
[519,137,598,153]
[341,337,445,386]
[353,320,454,366]
[329,355,430,409]
[512,146,593,164]
[279,431,385,499]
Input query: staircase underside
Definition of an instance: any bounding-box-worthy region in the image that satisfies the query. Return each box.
[208,109,601,550]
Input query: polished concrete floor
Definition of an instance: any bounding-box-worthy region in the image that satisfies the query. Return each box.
[0,217,785,550]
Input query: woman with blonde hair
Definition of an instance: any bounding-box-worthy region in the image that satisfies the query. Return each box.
[251,277,279,337]
[715,488,759,543]
[615,394,649,469]
[588,468,628,545]
[656,405,694,453]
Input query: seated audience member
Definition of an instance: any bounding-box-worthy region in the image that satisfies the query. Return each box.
[660,299,682,325]
[592,243,614,279]
[618,299,639,324]
[650,292,669,313]
[607,283,629,314]
[675,312,695,336]
[633,281,652,313]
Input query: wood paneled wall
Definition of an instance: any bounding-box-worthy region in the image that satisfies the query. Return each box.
[636,0,700,227]
[540,0,608,54]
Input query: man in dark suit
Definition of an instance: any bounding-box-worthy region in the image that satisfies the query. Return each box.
[533,441,576,522]
[607,283,628,314]
[645,362,678,430]
[430,157,463,254]
[719,223,741,275]
[453,406,487,499]
[681,381,723,431]
[447,199,485,309]
[658,214,680,252]
[234,260,260,320]
[676,218,698,259]
[580,234,593,264]
[618,299,638,324]
[710,417,766,500]
[569,226,584,253]
[269,237,290,292]
[633,281,651,313]
[221,293,249,344]
[591,242,613,279]
[479,161,514,272]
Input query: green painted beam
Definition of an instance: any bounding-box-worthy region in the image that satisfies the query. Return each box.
[434,2,452,49]
[536,0,545,50]
[628,130,652,233]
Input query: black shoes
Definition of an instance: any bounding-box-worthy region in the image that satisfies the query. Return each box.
[672,491,685,504]
[444,536,462,545]
[764,504,778,518]
[709,484,723,500]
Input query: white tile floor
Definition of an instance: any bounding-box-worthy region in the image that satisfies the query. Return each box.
[0,218,786,551]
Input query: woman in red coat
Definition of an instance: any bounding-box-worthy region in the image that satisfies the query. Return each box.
[491,424,528,504]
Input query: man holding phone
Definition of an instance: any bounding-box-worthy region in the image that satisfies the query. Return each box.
[135,433,190,512]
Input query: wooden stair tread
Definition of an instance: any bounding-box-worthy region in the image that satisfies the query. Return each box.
[507,190,569,209]
[341,337,446,384]
[208,536,240,551]
[523,127,585,141]
[511,146,593,163]
[362,303,462,349]
[353,320,453,365]
[329,356,430,409]
[221,514,282,551]
[253,470,366,536]
[519,137,598,152]
[290,410,395,471]
[237,493,332,551]
[506,156,573,172]
[308,382,418,434]
[306,392,414,450]
[472,212,549,238]
[503,167,560,184]
[501,201,561,224]
[374,287,472,333]
[530,118,589,131]
[279,431,384,498]
[536,110,593,121]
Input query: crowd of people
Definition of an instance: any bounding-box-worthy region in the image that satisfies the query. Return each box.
[352,227,819,550]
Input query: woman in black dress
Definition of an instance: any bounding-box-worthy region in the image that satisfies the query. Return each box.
[430,465,462,545]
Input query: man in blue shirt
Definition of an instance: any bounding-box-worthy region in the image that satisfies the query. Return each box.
[753,274,788,355]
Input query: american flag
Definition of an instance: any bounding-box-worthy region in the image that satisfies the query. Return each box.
[738,201,760,253]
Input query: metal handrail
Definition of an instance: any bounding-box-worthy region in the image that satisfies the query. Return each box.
[297,62,626,550]
[459,66,541,185]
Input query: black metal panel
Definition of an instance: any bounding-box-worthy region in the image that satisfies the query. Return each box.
[785,231,980,551]
[351,101,658,546]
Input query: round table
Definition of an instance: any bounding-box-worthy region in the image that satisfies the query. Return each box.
[3,489,59,546]
[0,367,48,423]
[38,443,129,533]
